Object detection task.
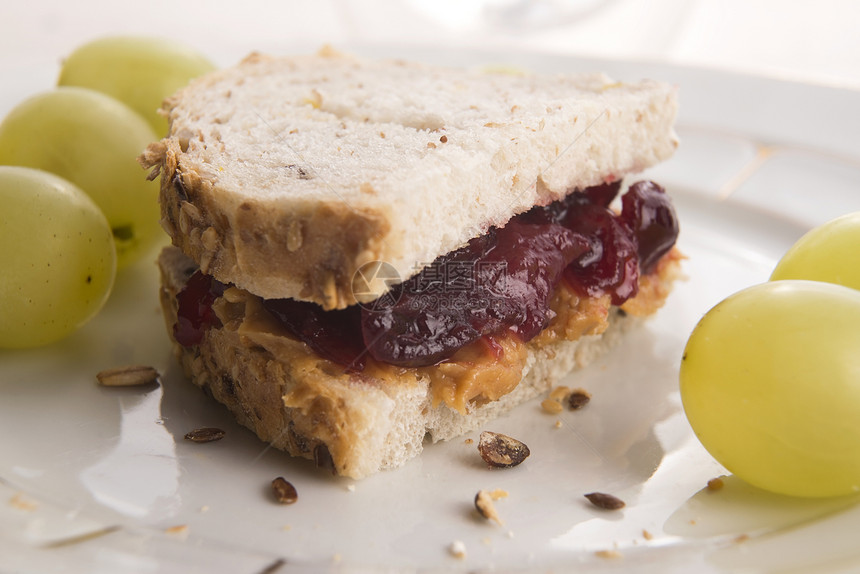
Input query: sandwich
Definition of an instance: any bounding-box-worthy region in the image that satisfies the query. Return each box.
[140,47,683,479]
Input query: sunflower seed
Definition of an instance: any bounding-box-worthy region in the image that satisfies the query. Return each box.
[184,427,226,443]
[478,431,530,468]
[271,477,298,504]
[474,490,504,525]
[96,365,160,387]
[584,492,626,510]
[568,388,592,410]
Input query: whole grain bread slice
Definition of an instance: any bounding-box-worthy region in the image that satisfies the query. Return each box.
[141,47,678,309]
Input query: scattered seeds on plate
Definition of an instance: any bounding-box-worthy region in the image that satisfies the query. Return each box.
[258,558,287,574]
[541,398,563,414]
[271,477,298,504]
[567,388,592,410]
[474,490,504,525]
[184,427,226,443]
[96,365,160,387]
[584,492,626,510]
[549,385,571,402]
[478,431,530,468]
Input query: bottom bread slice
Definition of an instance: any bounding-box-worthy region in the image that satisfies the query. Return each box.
[158,246,680,479]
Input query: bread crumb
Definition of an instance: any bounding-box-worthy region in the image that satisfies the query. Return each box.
[595,549,623,560]
[554,420,563,429]
[735,534,750,544]
[506,530,515,539]
[427,142,437,149]
[9,493,37,512]
[165,524,189,539]
[346,484,356,492]
[282,525,292,531]
[199,505,210,513]
[464,438,474,445]
[707,477,725,491]
[642,529,653,540]
[449,540,467,559]
[481,537,492,546]
[488,489,508,500]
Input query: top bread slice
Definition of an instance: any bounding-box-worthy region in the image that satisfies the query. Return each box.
[141,47,678,309]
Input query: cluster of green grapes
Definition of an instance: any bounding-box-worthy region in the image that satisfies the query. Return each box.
[0,36,214,348]
[681,213,860,498]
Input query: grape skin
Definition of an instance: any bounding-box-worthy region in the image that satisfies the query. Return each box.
[771,212,860,291]
[0,87,160,267]
[0,166,116,348]
[680,280,860,498]
[57,35,215,136]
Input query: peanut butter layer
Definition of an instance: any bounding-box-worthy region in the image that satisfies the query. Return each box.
[210,248,683,417]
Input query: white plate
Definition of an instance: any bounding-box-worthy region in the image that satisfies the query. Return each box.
[2,47,860,574]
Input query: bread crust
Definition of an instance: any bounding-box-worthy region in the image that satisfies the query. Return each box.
[146,138,392,310]
[142,49,679,309]
[158,246,683,479]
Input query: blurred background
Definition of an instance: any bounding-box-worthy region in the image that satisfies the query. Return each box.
[2,0,859,95]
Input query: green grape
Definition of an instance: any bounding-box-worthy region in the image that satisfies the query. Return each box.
[771,212,860,291]
[0,166,116,348]
[57,35,215,135]
[0,87,160,268]
[680,280,860,498]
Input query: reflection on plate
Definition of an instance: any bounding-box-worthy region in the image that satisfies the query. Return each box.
[2,47,860,573]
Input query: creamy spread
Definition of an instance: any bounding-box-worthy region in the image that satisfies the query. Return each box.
[211,248,682,415]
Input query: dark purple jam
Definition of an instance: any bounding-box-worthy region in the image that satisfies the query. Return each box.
[174,270,225,346]
[174,181,679,369]
[621,180,680,274]
[361,220,591,367]
[263,299,367,371]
